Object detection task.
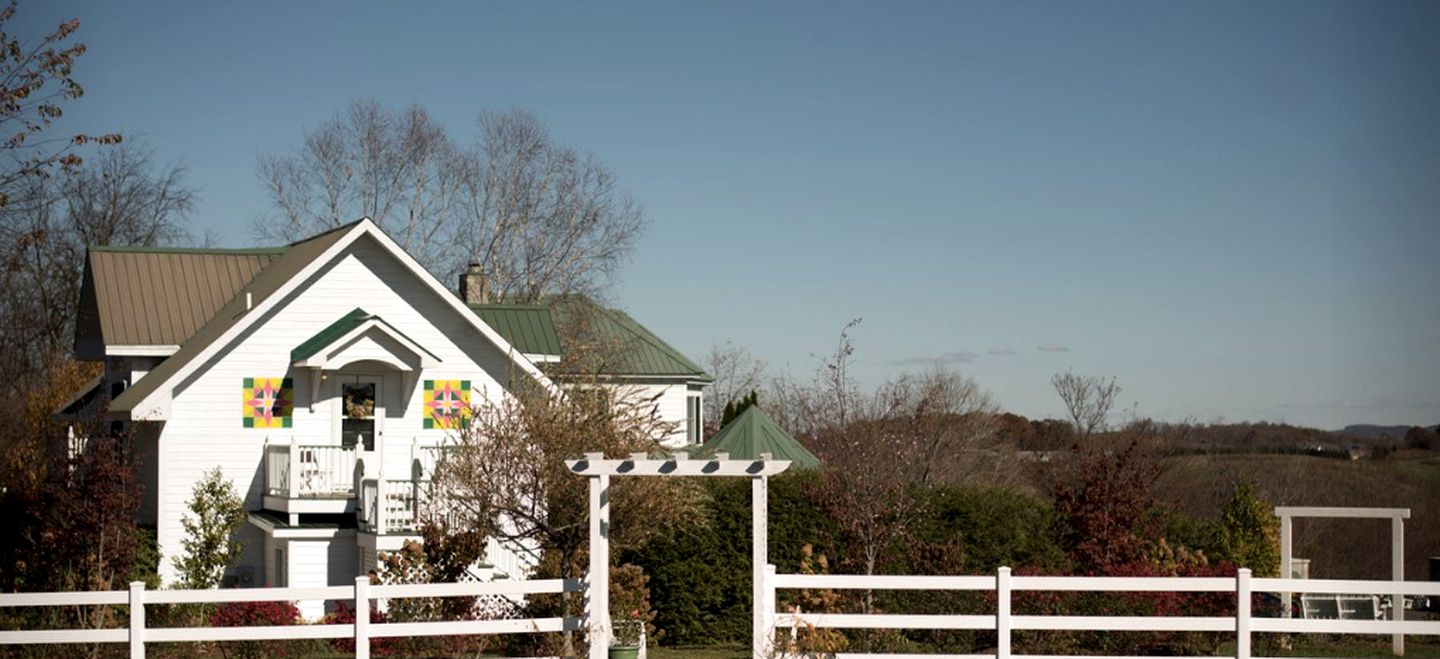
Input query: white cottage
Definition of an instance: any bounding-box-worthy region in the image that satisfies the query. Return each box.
[73,218,710,617]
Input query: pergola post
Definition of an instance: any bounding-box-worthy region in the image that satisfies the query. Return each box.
[753,473,771,658]
[1280,513,1292,618]
[1393,515,1404,656]
[587,464,611,659]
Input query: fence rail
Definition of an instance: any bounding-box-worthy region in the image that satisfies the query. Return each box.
[769,567,1440,659]
[0,576,586,659]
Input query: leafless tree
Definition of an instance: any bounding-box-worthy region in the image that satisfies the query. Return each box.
[701,340,767,435]
[0,3,122,207]
[256,103,645,300]
[455,110,644,302]
[784,322,1004,630]
[875,367,1004,487]
[256,100,465,272]
[430,342,699,653]
[1051,370,1122,442]
[0,144,192,395]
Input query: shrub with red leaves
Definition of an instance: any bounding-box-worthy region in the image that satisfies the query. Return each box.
[208,600,302,658]
[1051,442,1162,573]
[208,599,299,627]
[323,601,392,654]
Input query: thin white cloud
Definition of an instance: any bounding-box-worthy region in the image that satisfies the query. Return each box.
[1037,345,1070,353]
[1317,397,1438,411]
[893,351,979,366]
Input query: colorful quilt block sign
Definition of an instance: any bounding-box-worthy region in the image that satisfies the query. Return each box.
[242,377,294,428]
[423,379,471,429]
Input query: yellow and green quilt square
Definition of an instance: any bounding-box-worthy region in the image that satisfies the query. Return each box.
[242,377,293,428]
[423,379,470,429]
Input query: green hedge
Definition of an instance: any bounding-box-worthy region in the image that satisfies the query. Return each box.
[624,473,1063,648]
[621,472,838,645]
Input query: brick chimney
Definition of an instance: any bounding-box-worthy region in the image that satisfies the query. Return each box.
[459,264,489,305]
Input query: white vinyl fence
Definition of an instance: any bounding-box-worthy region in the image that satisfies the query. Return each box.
[767,566,1440,659]
[0,576,585,659]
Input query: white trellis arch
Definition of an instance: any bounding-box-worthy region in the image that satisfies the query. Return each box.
[567,450,791,659]
[1276,506,1410,656]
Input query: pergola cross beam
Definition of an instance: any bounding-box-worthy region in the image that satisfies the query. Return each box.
[567,451,792,478]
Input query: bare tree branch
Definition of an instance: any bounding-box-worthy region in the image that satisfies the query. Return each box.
[0,143,192,398]
[1051,370,1122,442]
[256,103,645,301]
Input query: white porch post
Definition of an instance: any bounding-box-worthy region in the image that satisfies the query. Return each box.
[286,436,299,499]
[752,473,770,658]
[1393,515,1405,656]
[588,463,611,659]
[375,478,388,536]
[286,436,301,525]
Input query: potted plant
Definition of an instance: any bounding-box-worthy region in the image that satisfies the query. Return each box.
[608,612,643,659]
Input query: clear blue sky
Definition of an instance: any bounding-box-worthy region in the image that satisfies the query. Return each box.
[20,1,1440,429]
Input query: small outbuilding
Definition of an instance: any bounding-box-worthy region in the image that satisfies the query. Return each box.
[694,406,821,469]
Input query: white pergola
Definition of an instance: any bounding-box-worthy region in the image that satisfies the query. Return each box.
[1276,506,1410,656]
[567,451,791,659]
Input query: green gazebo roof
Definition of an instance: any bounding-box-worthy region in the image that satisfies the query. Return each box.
[694,406,820,469]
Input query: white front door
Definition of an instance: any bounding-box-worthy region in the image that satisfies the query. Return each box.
[337,374,384,459]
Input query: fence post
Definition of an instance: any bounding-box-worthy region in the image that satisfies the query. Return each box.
[997,567,1011,659]
[355,575,370,659]
[1236,568,1251,659]
[128,581,145,659]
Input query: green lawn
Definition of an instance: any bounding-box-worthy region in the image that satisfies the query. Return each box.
[648,645,751,658]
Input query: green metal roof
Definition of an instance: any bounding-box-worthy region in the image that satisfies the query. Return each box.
[547,297,711,380]
[290,307,438,363]
[468,303,562,357]
[693,406,820,469]
[470,297,711,380]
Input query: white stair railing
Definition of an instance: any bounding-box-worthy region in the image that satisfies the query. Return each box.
[263,439,291,496]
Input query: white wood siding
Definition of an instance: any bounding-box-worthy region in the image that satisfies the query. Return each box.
[606,381,701,448]
[286,540,329,620]
[148,236,519,585]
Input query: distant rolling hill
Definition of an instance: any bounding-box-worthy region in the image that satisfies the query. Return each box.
[1336,424,1439,439]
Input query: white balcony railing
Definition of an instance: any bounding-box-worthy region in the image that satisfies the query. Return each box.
[407,443,455,481]
[263,440,358,498]
[358,478,427,535]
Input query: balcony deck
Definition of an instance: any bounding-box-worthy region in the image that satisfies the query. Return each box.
[261,440,449,518]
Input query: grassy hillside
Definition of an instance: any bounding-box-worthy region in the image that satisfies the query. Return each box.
[1155,451,1440,579]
